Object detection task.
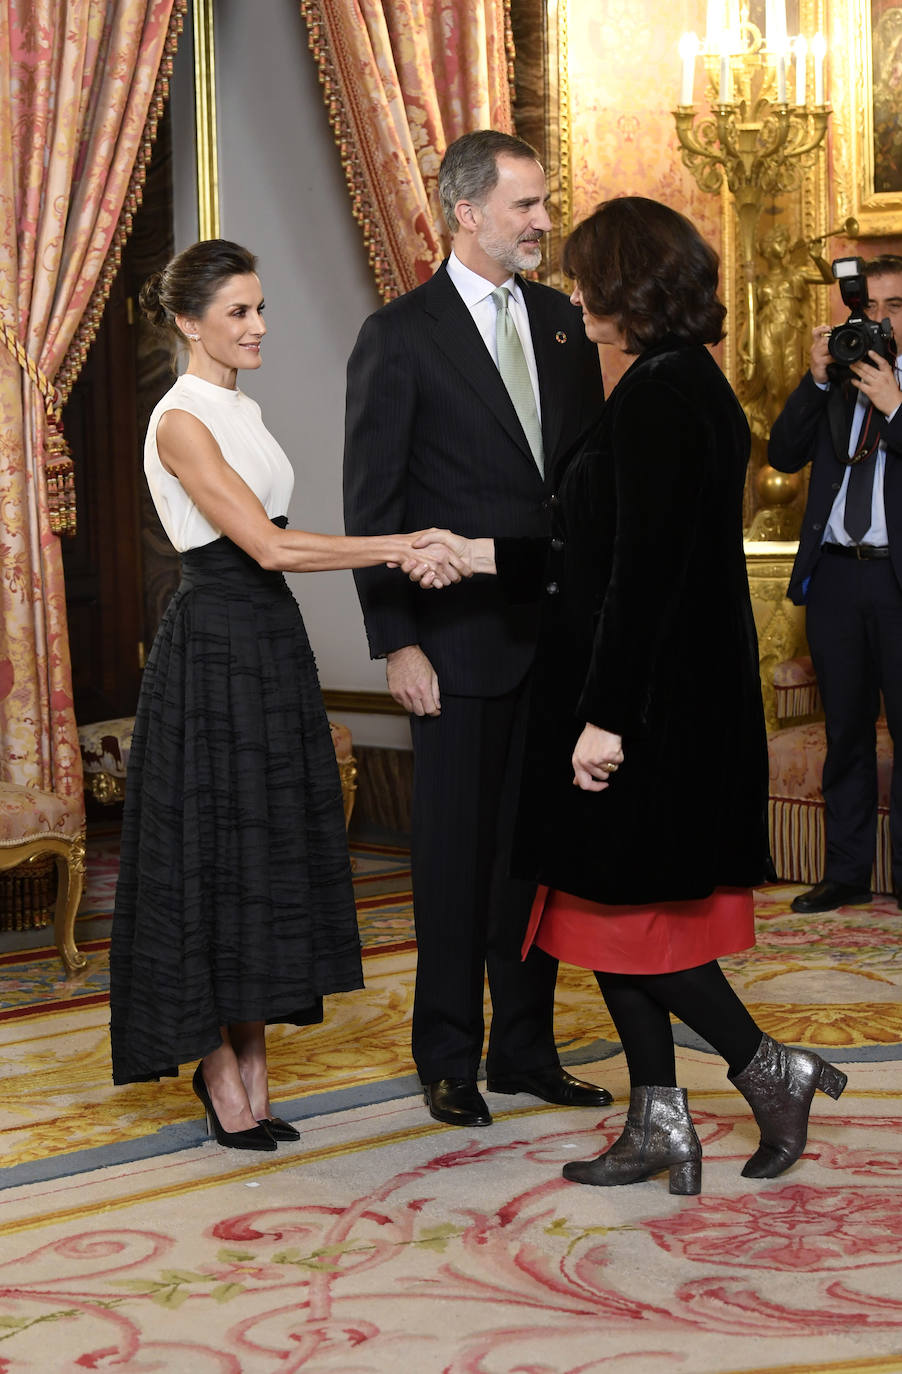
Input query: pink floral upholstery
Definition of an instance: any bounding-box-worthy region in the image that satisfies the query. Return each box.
[772,655,821,720]
[1,2,181,841]
[768,720,892,892]
[773,656,816,687]
[0,781,78,845]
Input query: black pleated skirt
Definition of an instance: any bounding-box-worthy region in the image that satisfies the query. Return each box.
[109,526,362,1084]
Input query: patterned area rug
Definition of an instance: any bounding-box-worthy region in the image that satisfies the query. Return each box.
[2,837,902,1372]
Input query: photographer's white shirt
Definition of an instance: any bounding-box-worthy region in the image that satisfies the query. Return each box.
[817,370,901,547]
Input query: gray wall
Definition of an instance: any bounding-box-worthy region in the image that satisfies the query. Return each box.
[170,1,411,750]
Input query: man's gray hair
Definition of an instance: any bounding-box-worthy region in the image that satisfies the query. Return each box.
[438,130,540,234]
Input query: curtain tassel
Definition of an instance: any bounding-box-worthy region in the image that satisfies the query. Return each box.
[44,412,77,537]
[0,317,77,537]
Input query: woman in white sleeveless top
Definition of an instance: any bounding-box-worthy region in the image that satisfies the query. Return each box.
[110,240,461,1151]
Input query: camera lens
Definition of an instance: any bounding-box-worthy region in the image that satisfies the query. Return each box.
[829,324,869,364]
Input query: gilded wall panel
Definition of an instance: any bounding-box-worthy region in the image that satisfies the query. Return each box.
[563,0,723,390]
[540,1,902,515]
[566,0,721,257]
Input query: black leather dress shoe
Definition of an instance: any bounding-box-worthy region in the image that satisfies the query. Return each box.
[424,1078,492,1127]
[487,1065,612,1107]
[790,880,872,914]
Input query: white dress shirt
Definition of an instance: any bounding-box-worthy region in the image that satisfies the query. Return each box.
[817,370,902,547]
[446,249,543,422]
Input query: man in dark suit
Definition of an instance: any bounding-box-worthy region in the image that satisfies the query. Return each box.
[343,130,608,1126]
[769,255,902,914]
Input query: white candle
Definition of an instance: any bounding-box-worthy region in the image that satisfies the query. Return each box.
[777,50,787,103]
[812,33,826,104]
[794,35,807,106]
[719,37,732,104]
[678,32,698,106]
[766,0,787,49]
[707,0,724,52]
[726,0,741,42]
[775,0,787,48]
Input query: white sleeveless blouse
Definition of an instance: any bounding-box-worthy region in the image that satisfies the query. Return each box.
[144,372,295,552]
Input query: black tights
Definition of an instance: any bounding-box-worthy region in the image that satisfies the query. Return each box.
[595,961,763,1086]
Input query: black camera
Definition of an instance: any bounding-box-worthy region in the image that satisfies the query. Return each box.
[827,256,895,384]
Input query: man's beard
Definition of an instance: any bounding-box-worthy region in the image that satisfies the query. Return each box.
[478,225,543,275]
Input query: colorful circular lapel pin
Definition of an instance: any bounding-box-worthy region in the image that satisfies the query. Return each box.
[555,330,567,343]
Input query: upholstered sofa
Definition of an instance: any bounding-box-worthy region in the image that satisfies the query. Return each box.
[767,655,892,893]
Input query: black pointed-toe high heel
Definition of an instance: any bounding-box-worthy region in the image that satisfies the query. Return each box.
[192,1063,277,1152]
[257,1116,301,1142]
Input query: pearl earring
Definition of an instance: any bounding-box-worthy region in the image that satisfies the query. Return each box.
[189,333,200,341]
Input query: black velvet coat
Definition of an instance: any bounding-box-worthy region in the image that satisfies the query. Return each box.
[498,337,772,906]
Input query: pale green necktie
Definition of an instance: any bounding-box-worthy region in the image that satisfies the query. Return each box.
[491,286,545,477]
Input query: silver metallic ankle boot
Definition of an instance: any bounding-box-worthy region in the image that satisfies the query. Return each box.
[561,1084,701,1195]
[729,1033,847,1179]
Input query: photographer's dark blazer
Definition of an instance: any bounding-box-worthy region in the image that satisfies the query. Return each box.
[768,371,902,603]
[343,259,604,695]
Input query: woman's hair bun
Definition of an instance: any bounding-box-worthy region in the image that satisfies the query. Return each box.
[138,241,257,349]
[138,272,169,329]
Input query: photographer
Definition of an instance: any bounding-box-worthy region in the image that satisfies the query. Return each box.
[769,254,902,913]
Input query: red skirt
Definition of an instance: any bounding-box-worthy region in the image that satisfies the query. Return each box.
[523,884,755,975]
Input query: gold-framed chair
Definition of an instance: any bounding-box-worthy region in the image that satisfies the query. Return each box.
[78,717,133,804]
[329,720,358,829]
[0,780,87,977]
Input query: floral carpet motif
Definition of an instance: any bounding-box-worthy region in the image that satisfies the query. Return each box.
[2,850,902,1371]
[2,1058,902,1373]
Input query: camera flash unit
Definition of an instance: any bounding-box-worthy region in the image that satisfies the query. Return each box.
[832,257,864,279]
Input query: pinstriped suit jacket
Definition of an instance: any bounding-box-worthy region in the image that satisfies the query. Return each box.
[343,260,605,698]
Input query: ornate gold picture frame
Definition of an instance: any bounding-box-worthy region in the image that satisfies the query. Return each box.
[833,0,902,236]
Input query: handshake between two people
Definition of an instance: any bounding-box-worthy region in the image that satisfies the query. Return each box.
[387,529,496,588]
[384,529,626,789]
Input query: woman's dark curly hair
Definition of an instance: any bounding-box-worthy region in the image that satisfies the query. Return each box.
[562,196,726,353]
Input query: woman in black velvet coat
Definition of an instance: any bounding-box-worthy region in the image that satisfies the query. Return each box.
[411,197,847,1195]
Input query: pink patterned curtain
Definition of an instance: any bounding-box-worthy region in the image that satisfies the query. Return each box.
[299,0,515,301]
[0,0,185,803]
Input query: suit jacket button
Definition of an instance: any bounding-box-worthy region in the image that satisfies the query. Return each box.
[831,482,841,492]
[549,494,559,507]
[812,522,822,531]
[546,580,560,595]
[550,538,564,551]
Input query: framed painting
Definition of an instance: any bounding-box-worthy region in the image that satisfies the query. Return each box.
[834,0,902,234]
[872,0,902,193]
